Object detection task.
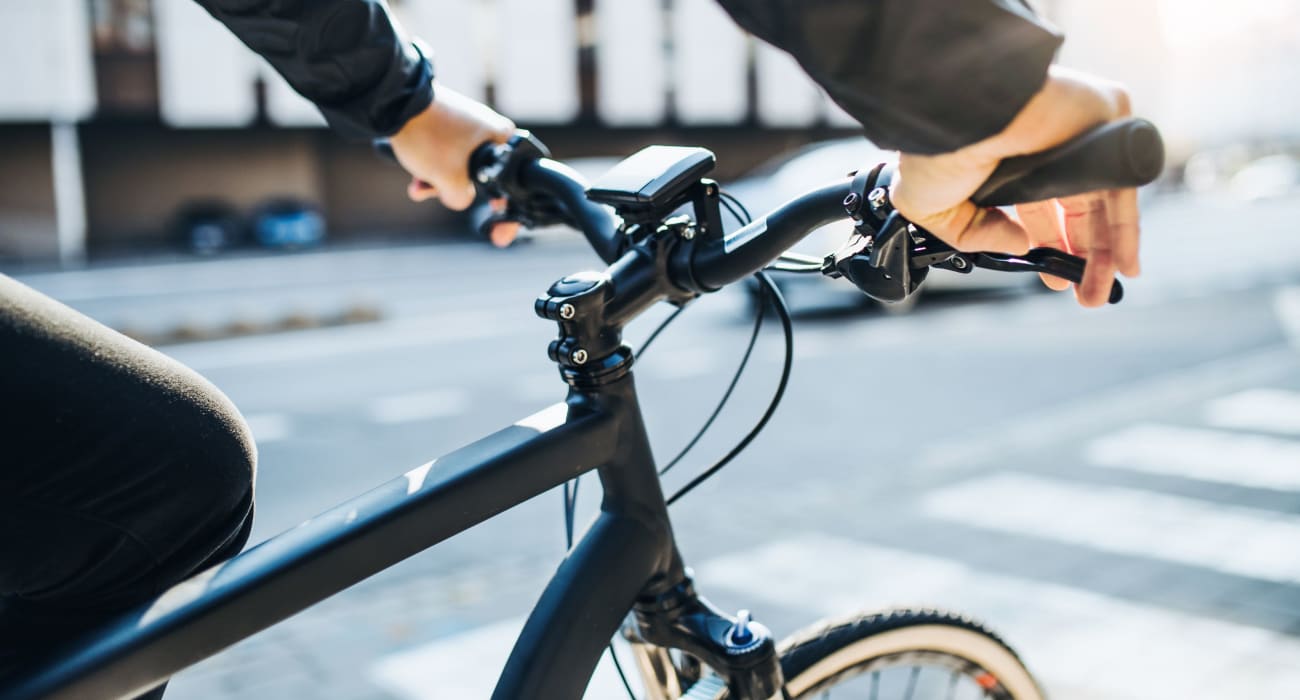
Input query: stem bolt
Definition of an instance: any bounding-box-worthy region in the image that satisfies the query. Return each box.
[843,192,861,215]
[729,610,755,645]
[559,303,576,320]
[867,187,889,212]
[571,349,589,365]
[952,256,969,270]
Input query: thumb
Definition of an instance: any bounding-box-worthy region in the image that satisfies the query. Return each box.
[915,201,1031,255]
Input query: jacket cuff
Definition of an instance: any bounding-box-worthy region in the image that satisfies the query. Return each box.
[318,39,435,140]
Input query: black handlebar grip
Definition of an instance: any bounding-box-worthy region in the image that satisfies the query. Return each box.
[971,118,1165,208]
[468,141,500,181]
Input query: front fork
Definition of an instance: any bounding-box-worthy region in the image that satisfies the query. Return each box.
[621,574,785,700]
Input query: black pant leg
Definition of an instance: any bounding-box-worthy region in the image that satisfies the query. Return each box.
[0,274,257,689]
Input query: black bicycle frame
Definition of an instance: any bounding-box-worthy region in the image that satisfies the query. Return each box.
[3,372,688,700]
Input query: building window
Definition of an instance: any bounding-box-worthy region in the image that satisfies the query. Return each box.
[90,0,159,116]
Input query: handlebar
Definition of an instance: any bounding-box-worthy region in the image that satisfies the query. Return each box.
[516,159,623,263]
[385,117,1163,302]
[688,181,853,291]
[972,118,1164,207]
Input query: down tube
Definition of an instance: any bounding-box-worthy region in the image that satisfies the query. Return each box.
[493,375,682,700]
[2,401,618,700]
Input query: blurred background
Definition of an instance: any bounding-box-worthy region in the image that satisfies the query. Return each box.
[3,1,1300,699]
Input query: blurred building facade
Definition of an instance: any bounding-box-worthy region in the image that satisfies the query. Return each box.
[1,1,1295,264]
[0,0,861,264]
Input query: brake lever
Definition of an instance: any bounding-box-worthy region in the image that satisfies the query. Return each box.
[909,236,1123,304]
[970,249,1123,304]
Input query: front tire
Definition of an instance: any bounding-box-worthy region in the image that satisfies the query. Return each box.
[776,608,1045,700]
[695,608,1044,700]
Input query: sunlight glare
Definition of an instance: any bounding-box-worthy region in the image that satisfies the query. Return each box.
[1158,0,1297,47]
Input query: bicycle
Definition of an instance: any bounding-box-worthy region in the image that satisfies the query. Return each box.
[2,117,1164,700]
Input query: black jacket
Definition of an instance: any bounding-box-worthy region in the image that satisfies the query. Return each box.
[195,0,1061,154]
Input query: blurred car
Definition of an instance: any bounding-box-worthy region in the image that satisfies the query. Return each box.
[171,200,244,255]
[724,138,1038,313]
[1229,154,1300,201]
[252,198,326,249]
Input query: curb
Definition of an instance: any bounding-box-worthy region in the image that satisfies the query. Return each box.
[117,303,385,347]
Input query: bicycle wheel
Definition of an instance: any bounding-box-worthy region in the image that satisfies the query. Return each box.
[720,608,1046,700]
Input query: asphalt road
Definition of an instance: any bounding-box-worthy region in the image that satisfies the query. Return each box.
[12,191,1300,699]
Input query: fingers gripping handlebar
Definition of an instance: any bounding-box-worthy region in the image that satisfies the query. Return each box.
[820,118,1164,304]
[973,118,1164,207]
[373,131,624,263]
[470,132,624,263]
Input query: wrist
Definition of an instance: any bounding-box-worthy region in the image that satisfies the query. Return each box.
[983,67,1130,160]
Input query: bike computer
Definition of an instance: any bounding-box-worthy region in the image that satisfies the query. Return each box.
[586,146,716,216]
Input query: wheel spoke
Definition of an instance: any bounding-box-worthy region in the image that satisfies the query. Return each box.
[947,669,960,700]
[903,666,921,700]
[871,670,880,700]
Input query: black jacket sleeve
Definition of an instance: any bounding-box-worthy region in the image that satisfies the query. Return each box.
[715,0,1063,154]
[194,0,434,139]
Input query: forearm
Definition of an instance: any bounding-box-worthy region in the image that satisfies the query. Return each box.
[714,0,1063,154]
[194,0,433,139]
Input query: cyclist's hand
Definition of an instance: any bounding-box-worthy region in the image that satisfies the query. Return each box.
[390,84,521,247]
[890,66,1140,308]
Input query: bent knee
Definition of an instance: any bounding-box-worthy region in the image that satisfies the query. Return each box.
[153,376,258,571]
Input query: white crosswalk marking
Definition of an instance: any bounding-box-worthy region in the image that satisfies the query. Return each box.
[697,534,1300,700]
[923,472,1300,584]
[367,390,467,424]
[1205,388,1300,436]
[514,373,567,402]
[367,617,642,700]
[1085,423,1300,491]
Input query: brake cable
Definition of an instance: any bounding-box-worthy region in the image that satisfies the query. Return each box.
[718,190,751,226]
[661,190,796,505]
[657,286,765,477]
[666,271,793,506]
[768,251,823,274]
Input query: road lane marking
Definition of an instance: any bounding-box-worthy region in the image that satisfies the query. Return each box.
[698,534,1300,700]
[1205,388,1300,436]
[1085,423,1300,491]
[922,472,1300,584]
[368,390,467,424]
[244,413,291,444]
[637,346,719,380]
[367,617,642,700]
[1275,286,1300,348]
[514,373,566,402]
[915,346,1298,472]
